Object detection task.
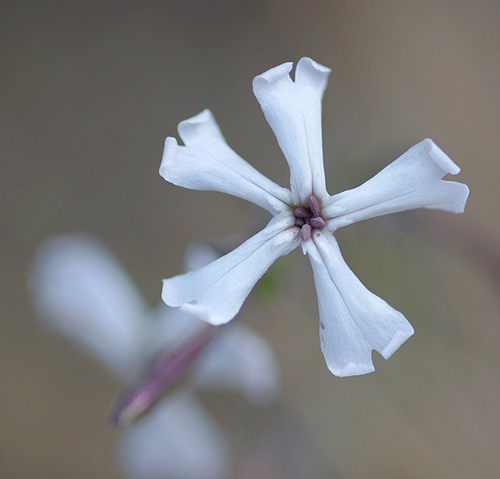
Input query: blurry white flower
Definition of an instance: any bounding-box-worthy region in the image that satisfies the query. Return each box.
[160,57,470,377]
[29,234,279,479]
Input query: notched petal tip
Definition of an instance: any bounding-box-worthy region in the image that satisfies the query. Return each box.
[177,109,222,144]
[329,361,375,378]
[161,277,180,306]
[328,324,415,376]
[297,56,332,74]
[460,183,471,209]
[381,327,415,359]
[252,61,293,87]
[159,137,179,179]
[295,57,331,103]
[445,181,470,214]
[161,280,230,326]
[178,108,213,128]
[161,275,234,327]
[326,325,414,376]
[421,138,461,175]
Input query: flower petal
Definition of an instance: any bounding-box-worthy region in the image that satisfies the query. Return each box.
[162,214,300,325]
[305,230,414,377]
[252,57,331,204]
[29,234,148,379]
[193,324,280,405]
[160,109,291,214]
[148,243,221,353]
[116,392,231,479]
[323,139,470,231]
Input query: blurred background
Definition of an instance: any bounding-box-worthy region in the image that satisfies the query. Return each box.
[2,1,500,478]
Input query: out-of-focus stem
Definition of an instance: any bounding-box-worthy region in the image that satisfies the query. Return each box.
[109,324,217,427]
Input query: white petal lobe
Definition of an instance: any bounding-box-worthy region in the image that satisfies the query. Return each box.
[324,139,470,231]
[305,230,414,377]
[160,109,291,214]
[117,392,231,479]
[29,234,147,379]
[193,324,280,405]
[162,214,299,326]
[253,58,331,204]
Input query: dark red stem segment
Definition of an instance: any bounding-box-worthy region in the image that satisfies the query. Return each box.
[109,325,217,427]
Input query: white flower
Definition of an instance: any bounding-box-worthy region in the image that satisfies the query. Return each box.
[29,234,280,479]
[159,57,470,377]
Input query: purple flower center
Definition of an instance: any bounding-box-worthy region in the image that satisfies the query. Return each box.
[294,194,326,241]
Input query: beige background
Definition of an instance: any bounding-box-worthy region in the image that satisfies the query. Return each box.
[2,1,500,478]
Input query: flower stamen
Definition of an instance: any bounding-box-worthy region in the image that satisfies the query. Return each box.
[300,224,313,242]
[308,195,321,217]
[294,194,326,242]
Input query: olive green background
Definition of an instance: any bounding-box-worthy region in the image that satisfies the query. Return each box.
[2,1,499,478]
